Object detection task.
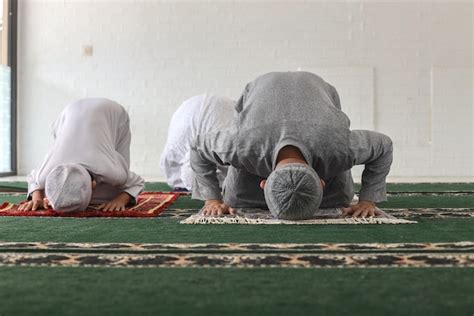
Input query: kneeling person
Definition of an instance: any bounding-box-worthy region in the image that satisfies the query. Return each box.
[160,94,236,191]
[21,98,144,212]
[191,72,393,219]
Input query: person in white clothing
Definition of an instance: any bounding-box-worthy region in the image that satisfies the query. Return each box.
[20,98,144,212]
[160,94,236,191]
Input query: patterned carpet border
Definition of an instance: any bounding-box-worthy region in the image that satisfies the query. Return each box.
[0,192,179,217]
[383,208,474,218]
[387,192,474,196]
[0,241,473,253]
[0,252,472,268]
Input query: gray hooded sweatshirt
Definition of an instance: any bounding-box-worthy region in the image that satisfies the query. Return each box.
[191,71,392,204]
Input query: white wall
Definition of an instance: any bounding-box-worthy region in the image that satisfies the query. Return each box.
[0,65,11,173]
[17,0,473,181]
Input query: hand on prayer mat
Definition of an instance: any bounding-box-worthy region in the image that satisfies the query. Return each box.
[202,199,235,216]
[17,190,50,211]
[0,192,178,217]
[97,192,132,212]
[342,200,379,218]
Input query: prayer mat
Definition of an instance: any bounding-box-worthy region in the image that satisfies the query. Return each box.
[0,192,178,217]
[181,207,417,225]
[165,207,474,219]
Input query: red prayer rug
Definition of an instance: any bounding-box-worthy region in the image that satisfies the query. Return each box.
[0,192,178,218]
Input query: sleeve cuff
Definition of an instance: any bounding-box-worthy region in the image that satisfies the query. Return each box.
[192,187,223,201]
[358,189,387,204]
[122,186,143,200]
[27,184,42,200]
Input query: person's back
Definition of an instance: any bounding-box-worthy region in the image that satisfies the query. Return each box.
[237,71,348,128]
[160,94,236,190]
[35,98,130,188]
[234,71,353,180]
[24,98,144,212]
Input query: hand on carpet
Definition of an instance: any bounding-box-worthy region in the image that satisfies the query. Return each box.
[18,190,51,211]
[98,192,131,212]
[203,199,235,217]
[342,201,380,218]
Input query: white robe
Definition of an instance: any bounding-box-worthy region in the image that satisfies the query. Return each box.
[27,98,144,204]
[160,94,236,190]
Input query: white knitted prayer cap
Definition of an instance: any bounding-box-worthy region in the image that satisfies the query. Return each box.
[264,163,323,220]
[45,163,92,212]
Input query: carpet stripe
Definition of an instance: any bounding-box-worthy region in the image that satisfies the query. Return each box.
[0,252,472,268]
[386,192,474,196]
[0,241,472,253]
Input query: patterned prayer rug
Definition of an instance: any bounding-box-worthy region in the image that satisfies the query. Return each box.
[0,192,178,217]
[180,208,417,225]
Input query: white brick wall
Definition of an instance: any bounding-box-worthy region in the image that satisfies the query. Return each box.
[17,1,473,181]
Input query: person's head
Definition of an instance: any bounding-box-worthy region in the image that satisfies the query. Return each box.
[261,145,325,220]
[262,163,324,219]
[45,164,96,212]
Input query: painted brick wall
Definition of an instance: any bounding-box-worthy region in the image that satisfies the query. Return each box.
[17,1,473,180]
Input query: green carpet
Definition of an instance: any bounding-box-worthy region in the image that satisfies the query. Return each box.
[0,182,473,315]
[0,217,472,244]
[0,267,472,316]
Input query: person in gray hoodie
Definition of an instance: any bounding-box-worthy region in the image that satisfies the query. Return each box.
[191,71,392,219]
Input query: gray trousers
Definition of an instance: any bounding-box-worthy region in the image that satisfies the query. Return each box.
[223,166,354,209]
